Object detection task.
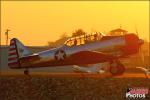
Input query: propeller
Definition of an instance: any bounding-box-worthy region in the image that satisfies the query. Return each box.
[135,25,145,66]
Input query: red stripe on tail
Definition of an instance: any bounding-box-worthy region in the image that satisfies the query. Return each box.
[8,38,21,68]
[8,52,17,56]
[8,62,18,66]
[8,57,18,61]
[9,48,16,51]
[10,42,15,46]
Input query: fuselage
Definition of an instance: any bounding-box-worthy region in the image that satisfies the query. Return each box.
[19,33,143,68]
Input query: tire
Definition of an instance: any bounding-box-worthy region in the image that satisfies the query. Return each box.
[24,69,29,75]
[110,65,120,75]
[117,63,125,75]
[109,62,125,76]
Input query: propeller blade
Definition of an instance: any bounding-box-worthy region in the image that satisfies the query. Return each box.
[139,45,145,65]
[135,25,145,65]
[135,24,139,37]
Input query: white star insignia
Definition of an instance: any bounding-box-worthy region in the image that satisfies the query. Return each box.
[55,50,66,61]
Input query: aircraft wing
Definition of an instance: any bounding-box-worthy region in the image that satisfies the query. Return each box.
[18,51,118,68]
[62,51,118,65]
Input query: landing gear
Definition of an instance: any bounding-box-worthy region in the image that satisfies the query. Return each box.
[24,69,29,75]
[109,60,125,76]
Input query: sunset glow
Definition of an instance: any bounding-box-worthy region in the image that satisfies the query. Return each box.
[1,1,149,46]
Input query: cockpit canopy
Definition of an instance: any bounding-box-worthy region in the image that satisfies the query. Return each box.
[64,32,104,47]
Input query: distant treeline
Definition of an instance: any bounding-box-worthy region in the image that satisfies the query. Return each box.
[47,29,87,47]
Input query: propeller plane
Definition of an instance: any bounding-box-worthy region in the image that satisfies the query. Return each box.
[8,31,144,75]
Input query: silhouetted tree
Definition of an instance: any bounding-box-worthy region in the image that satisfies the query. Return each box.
[47,29,87,47]
[47,33,69,47]
[47,41,55,47]
[60,33,68,39]
[72,29,86,37]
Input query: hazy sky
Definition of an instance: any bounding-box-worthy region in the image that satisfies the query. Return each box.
[1,1,149,46]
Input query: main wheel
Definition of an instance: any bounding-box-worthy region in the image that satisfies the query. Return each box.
[117,62,125,75]
[109,61,125,76]
[110,66,119,75]
[24,69,29,75]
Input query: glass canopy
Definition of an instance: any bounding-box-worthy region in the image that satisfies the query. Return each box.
[64,32,104,47]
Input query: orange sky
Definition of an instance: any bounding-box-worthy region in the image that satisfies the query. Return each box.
[1,1,149,46]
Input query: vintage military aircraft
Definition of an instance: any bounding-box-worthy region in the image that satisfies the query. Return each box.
[8,32,144,75]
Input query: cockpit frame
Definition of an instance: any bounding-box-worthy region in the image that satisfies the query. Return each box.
[64,32,104,47]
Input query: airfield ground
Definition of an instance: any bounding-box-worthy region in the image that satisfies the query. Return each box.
[0,72,150,100]
[0,46,149,100]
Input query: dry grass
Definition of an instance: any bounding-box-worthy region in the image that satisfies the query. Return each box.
[0,76,150,100]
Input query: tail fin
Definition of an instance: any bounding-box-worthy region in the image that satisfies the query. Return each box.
[8,38,32,68]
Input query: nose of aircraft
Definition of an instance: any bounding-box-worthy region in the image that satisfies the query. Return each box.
[123,33,144,55]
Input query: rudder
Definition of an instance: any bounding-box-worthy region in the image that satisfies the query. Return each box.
[8,38,32,68]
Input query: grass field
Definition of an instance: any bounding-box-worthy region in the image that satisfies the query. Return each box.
[0,73,150,100]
